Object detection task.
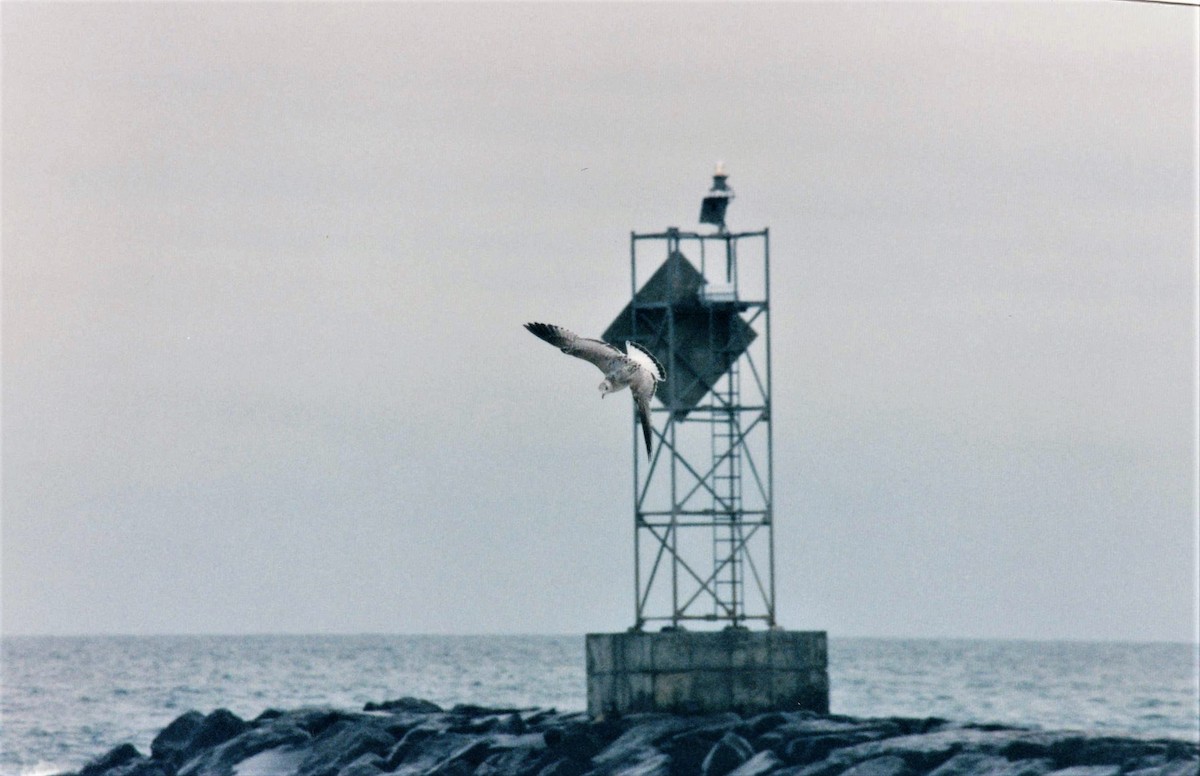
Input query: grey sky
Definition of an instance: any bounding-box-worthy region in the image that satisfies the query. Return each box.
[2,3,1196,641]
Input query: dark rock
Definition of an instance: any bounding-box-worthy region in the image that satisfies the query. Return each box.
[1002,761,1059,776]
[335,753,385,776]
[702,731,756,776]
[663,716,740,762]
[294,718,397,776]
[743,712,789,738]
[447,717,498,734]
[593,749,671,776]
[664,732,721,776]
[290,709,362,738]
[1047,737,1093,767]
[838,755,914,776]
[363,697,443,714]
[780,733,880,765]
[76,760,170,776]
[493,713,527,735]
[78,744,143,776]
[1164,743,1200,761]
[814,728,1005,774]
[193,709,248,750]
[151,711,205,764]
[385,731,478,774]
[763,718,900,762]
[1127,755,1172,772]
[423,761,474,776]
[447,713,531,735]
[253,708,285,723]
[438,739,495,770]
[66,703,1200,776]
[963,724,1018,733]
[1127,761,1200,776]
[108,763,170,776]
[1042,767,1120,776]
[543,723,608,763]
[523,709,564,728]
[692,714,744,736]
[1002,739,1057,762]
[484,732,549,754]
[1065,738,1176,769]
[593,716,692,769]
[175,717,311,776]
[379,715,427,740]
[162,707,250,771]
[728,750,783,776]
[385,726,445,770]
[897,718,952,735]
[474,744,555,776]
[537,759,589,776]
[450,703,526,717]
[927,753,1055,776]
[994,734,1160,770]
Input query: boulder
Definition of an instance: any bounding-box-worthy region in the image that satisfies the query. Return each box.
[174,717,311,776]
[335,753,386,776]
[1126,761,1200,776]
[150,711,205,765]
[662,732,721,775]
[1043,768,1121,776]
[473,745,554,776]
[542,723,607,763]
[58,698,1200,776]
[702,732,757,776]
[294,718,397,776]
[187,709,249,753]
[592,715,692,768]
[363,697,443,714]
[536,760,588,776]
[837,755,914,776]
[385,731,478,774]
[728,751,784,776]
[77,744,143,776]
[927,753,1056,776]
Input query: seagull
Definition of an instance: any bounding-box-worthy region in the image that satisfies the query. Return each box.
[524,322,666,456]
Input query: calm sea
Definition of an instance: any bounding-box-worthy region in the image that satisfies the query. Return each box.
[1,635,1196,776]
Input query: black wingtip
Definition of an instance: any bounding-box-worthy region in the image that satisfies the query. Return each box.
[524,322,556,344]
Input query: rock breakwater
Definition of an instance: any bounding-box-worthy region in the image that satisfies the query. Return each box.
[62,698,1198,776]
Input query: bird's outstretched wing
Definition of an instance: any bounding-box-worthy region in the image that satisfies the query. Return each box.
[525,322,623,373]
[625,340,666,382]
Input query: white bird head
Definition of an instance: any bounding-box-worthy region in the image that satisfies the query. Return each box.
[599,379,616,398]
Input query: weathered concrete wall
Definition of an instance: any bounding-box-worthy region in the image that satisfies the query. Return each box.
[586,630,829,718]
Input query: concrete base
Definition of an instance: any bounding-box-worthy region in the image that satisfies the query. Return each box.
[586,630,829,719]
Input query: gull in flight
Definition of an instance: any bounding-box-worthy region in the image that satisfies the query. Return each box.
[524,322,666,456]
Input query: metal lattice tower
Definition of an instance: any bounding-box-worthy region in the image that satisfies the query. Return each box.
[604,171,774,630]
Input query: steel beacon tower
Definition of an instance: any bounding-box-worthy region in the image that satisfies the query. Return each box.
[605,163,774,630]
[586,166,829,719]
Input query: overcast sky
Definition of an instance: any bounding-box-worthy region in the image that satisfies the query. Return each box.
[2,3,1196,642]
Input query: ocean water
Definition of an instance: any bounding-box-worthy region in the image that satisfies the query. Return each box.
[0,635,1196,776]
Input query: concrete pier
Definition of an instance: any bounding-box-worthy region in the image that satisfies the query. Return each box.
[586,630,829,718]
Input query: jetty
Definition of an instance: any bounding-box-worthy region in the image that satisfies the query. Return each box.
[62,698,1199,776]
